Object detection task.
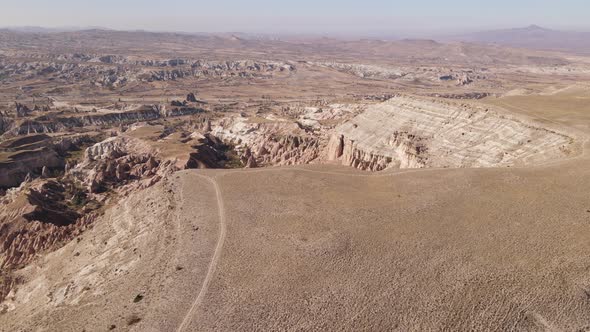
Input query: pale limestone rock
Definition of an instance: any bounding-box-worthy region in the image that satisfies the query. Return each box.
[329,96,573,170]
[326,134,344,161]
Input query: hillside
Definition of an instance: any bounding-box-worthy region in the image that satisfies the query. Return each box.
[450,25,590,54]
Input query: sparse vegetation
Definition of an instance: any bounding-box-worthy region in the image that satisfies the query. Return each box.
[126,315,141,326]
[63,180,101,212]
[217,142,244,168]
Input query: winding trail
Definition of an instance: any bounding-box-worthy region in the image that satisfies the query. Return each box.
[176,174,227,332]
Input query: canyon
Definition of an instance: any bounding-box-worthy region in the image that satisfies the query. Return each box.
[1,28,590,331]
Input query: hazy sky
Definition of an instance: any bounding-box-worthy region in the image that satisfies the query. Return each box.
[2,0,589,35]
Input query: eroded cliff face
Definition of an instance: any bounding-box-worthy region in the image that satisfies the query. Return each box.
[0,131,187,303]
[207,96,577,172]
[0,57,295,88]
[0,134,97,188]
[0,180,96,273]
[4,105,203,136]
[206,104,368,168]
[326,96,575,170]
[0,148,63,187]
[211,116,321,167]
[327,130,427,171]
[311,62,488,86]
[69,133,191,196]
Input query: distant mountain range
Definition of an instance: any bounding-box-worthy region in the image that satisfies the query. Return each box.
[0,26,111,33]
[2,24,590,54]
[449,25,590,54]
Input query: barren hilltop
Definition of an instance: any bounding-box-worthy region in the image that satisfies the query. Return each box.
[1,28,590,331]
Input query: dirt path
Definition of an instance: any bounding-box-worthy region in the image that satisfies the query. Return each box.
[176,174,227,332]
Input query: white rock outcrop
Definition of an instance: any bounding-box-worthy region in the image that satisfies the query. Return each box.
[211,116,321,167]
[327,96,574,170]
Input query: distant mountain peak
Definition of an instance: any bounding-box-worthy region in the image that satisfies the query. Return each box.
[449,24,590,54]
[401,38,439,45]
[523,24,550,31]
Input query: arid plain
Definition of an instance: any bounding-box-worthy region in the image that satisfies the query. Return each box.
[1,27,590,331]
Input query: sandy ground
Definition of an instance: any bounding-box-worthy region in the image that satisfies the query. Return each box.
[3,155,590,331]
[178,152,590,331]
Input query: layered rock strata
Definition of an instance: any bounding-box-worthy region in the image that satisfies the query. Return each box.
[327,96,573,170]
[211,116,321,167]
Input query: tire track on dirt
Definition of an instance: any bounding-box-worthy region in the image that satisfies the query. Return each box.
[176,173,227,332]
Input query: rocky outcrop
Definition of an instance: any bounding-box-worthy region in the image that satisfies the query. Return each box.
[84,136,132,161]
[0,130,196,286]
[0,58,295,88]
[4,105,203,136]
[244,155,257,168]
[296,104,365,131]
[22,181,81,225]
[326,134,344,160]
[0,147,63,188]
[209,104,367,168]
[0,127,216,304]
[84,153,164,193]
[0,177,100,305]
[0,134,98,188]
[0,180,96,272]
[312,62,488,85]
[71,135,165,193]
[313,62,406,80]
[327,131,427,171]
[257,135,320,166]
[211,116,321,167]
[327,96,574,170]
[430,92,491,100]
[172,60,296,81]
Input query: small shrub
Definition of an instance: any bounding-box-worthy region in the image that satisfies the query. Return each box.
[126,315,141,326]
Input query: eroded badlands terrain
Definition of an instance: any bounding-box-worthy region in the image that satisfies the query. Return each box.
[1,29,590,331]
